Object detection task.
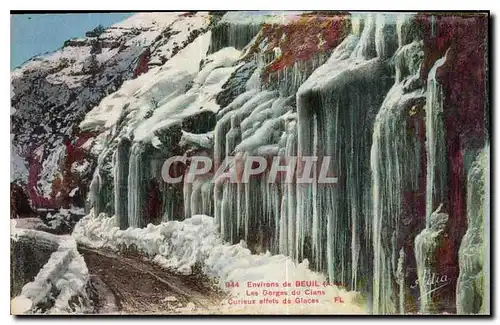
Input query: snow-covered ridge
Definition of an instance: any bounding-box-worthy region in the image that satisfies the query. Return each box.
[79,32,241,148]
[73,211,366,314]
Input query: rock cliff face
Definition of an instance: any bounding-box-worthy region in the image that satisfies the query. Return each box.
[11,11,489,314]
[11,12,213,210]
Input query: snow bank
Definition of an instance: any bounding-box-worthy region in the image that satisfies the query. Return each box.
[11,224,90,314]
[73,211,367,314]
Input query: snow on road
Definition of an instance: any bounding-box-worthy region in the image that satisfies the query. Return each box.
[73,211,367,314]
[80,246,223,314]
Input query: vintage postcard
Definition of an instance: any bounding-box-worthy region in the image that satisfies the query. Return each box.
[10,10,490,315]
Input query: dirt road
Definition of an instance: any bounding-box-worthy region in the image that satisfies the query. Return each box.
[79,246,225,314]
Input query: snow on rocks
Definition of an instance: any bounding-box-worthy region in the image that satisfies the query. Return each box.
[147,12,211,66]
[73,211,367,314]
[79,32,213,132]
[44,207,86,232]
[80,32,242,151]
[11,218,52,233]
[71,160,91,174]
[11,223,90,314]
[179,130,214,150]
[11,134,28,184]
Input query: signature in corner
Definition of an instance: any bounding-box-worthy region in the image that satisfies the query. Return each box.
[409,270,451,300]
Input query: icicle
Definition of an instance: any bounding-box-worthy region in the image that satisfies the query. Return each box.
[425,50,450,224]
[114,138,131,229]
[396,249,406,314]
[127,142,147,228]
[187,178,213,217]
[412,50,458,315]
[209,22,262,54]
[280,127,297,257]
[88,169,101,215]
[183,181,193,218]
[414,204,448,314]
[483,144,490,314]
[370,38,425,314]
[295,12,397,295]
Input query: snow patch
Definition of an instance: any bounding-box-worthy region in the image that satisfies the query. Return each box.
[179,130,213,149]
[71,160,91,174]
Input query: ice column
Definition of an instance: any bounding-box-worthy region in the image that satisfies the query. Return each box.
[456,147,488,314]
[114,138,131,229]
[127,142,147,228]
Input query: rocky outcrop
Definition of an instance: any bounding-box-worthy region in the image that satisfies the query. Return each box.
[11,12,212,211]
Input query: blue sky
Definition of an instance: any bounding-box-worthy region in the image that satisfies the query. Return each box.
[11,13,133,69]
